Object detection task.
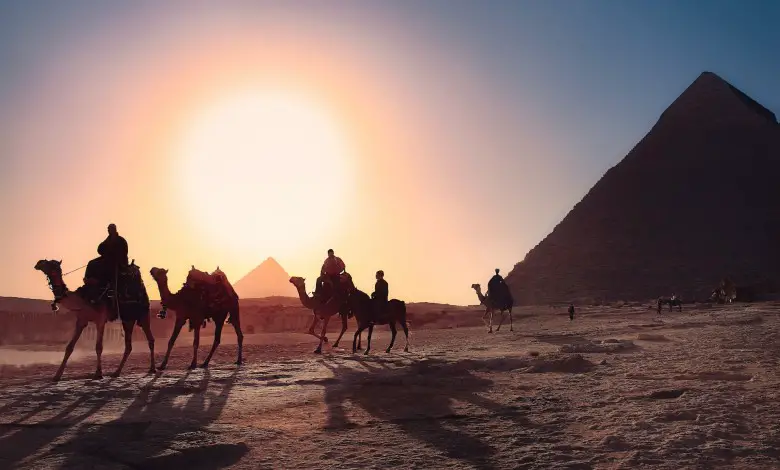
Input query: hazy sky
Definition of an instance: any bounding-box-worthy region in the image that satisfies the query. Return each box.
[1,1,779,305]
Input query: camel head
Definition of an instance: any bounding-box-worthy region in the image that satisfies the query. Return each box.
[471,283,481,291]
[34,259,63,281]
[149,267,169,284]
[289,276,306,289]
[34,259,67,305]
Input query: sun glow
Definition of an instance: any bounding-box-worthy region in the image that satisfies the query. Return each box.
[172,88,355,258]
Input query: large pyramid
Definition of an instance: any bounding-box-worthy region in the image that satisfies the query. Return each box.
[233,257,297,299]
[506,71,780,304]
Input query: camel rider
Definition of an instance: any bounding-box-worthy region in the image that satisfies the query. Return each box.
[316,249,346,299]
[372,270,389,316]
[98,224,129,270]
[98,224,129,299]
[487,268,505,298]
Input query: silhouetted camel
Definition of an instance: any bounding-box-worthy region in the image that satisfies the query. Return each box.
[289,275,360,353]
[34,259,155,381]
[343,278,409,354]
[657,296,683,313]
[149,266,243,369]
[471,284,513,333]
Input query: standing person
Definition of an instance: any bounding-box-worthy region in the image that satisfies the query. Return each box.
[568,303,575,321]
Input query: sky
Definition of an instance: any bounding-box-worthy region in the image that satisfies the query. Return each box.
[1,0,779,305]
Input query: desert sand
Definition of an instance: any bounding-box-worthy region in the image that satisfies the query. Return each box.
[1,302,779,469]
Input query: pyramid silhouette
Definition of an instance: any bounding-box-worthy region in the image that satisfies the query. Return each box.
[506,71,780,304]
[233,257,297,299]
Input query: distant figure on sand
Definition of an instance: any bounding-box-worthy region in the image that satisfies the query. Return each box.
[657,295,683,313]
[568,304,575,321]
[315,249,346,301]
[372,270,389,316]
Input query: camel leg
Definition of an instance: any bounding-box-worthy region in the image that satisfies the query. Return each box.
[482,310,490,330]
[306,314,318,337]
[386,322,398,353]
[230,311,244,365]
[200,318,224,368]
[508,307,514,332]
[139,317,156,373]
[487,310,494,333]
[307,314,330,343]
[314,316,330,354]
[495,310,506,332]
[159,317,186,371]
[353,325,366,353]
[53,319,87,382]
[112,321,134,377]
[93,320,106,379]
[332,313,348,348]
[364,324,374,355]
[189,324,201,369]
[399,320,410,352]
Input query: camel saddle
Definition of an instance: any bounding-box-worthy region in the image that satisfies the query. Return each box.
[185,267,235,312]
[78,258,149,322]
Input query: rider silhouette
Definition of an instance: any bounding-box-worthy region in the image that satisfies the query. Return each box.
[372,270,389,316]
[85,224,129,313]
[316,249,345,301]
[487,269,505,297]
[98,224,129,270]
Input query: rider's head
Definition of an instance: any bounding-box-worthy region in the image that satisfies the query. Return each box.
[376,270,384,279]
[108,224,117,236]
[327,249,334,258]
[495,268,500,274]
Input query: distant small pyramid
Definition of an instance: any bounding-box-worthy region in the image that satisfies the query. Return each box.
[234,257,297,299]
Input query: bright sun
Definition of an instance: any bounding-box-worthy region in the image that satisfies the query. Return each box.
[172,88,355,258]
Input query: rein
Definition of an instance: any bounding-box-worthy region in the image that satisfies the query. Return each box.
[63,264,87,276]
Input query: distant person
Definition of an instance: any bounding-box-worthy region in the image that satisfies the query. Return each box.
[316,249,346,299]
[372,270,389,316]
[568,304,575,321]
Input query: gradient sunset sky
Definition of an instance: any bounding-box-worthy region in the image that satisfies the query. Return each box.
[1,1,779,305]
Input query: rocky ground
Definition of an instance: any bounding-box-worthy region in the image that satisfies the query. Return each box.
[1,303,780,469]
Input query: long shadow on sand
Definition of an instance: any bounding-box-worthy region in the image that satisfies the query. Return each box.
[0,369,245,469]
[0,379,138,469]
[52,369,246,469]
[321,356,532,470]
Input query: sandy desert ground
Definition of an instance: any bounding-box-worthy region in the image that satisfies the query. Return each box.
[1,303,780,469]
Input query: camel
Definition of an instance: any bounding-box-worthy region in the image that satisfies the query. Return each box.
[289,275,359,353]
[471,283,513,333]
[343,279,409,355]
[34,259,155,381]
[149,266,243,370]
[657,296,683,313]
